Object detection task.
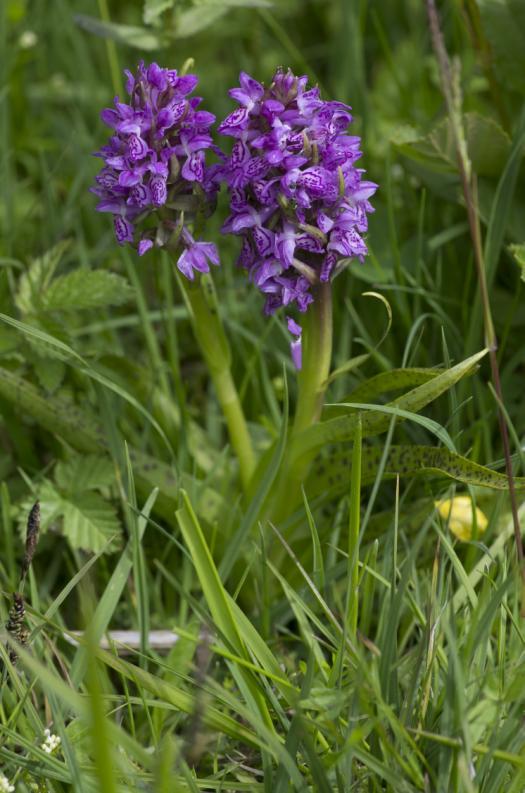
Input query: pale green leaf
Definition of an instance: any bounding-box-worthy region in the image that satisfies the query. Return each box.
[60,492,121,554]
[143,0,174,25]
[15,240,71,315]
[55,455,116,493]
[174,7,228,37]
[33,357,66,394]
[42,269,134,311]
[74,14,168,49]
[509,243,525,282]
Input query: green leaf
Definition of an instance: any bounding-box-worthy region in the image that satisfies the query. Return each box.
[59,492,121,554]
[0,367,182,523]
[33,357,66,394]
[176,491,276,735]
[477,0,525,94]
[143,0,174,26]
[15,240,71,315]
[201,0,272,5]
[174,7,228,37]
[393,113,511,178]
[55,455,116,493]
[509,243,525,282]
[71,488,158,686]
[17,481,121,554]
[323,367,442,419]
[42,269,134,311]
[294,349,487,458]
[307,445,525,500]
[74,14,169,49]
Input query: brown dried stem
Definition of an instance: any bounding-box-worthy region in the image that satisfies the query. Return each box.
[426,1,524,586]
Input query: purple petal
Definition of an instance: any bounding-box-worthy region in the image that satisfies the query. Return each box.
[290,338,302,370]
[239,71,264,101]
[218,107,250,136]
[138,239,154,256]
[182,151,204,182]
[114,216,134,244]
[127,133,149,162]
[172,74,199,95]
[252,225,275,256]
[287,316,302,336]
[150,174,167,206]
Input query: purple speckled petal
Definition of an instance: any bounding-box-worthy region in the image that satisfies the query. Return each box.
[114,215,134,244]
[182,151,204,182]
[150,174,167,206]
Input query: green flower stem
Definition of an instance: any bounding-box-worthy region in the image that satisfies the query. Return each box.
[293,282,333,435]
[272,282,333,521]
[177,270,256,493]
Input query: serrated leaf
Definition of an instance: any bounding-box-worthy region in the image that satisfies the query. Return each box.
[307,445,525,500]
[23,314,74,362]
[15,240,71,315]
[18,480,63,539]
[55,455,116,493]
[60,492,121,553]
[74,14,169,50]
[42,269,134,311]
[33,357,66,394]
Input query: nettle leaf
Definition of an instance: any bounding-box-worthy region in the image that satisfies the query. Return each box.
[0,366,103,453]
[55,455,116,493]
[294,349,487,458]
[33,357,66,394]
[15,240,71,315]
[307,445,525,500]
[323,368,441,419]
[393,113,511,179]
[60,492,121,554]
[74,14,169,50]
[23,314,74,363]
[509,243,525,281]
[18,481,121,554]
[42,269,134,311]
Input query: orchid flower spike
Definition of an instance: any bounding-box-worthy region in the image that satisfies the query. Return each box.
[91,61,221,279]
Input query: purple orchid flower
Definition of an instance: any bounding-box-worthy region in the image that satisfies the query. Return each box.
[217,67,377,316]
[91,61,220,278]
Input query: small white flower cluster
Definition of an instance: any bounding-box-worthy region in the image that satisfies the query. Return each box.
[41,728,61,755]
[0,772,15,793]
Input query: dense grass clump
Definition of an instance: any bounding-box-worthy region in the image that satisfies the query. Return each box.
[1,1,525,790]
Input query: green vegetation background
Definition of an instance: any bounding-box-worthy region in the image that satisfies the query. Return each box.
[1,0,525,791]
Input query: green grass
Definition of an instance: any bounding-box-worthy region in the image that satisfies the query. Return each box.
[1,0,525,790]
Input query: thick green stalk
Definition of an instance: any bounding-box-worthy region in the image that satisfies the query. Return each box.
[272,283,333,521]
[293,282,333,434]
[177,271,256,492]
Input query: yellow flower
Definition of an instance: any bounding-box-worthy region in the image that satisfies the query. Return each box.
[435,496,488,541]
